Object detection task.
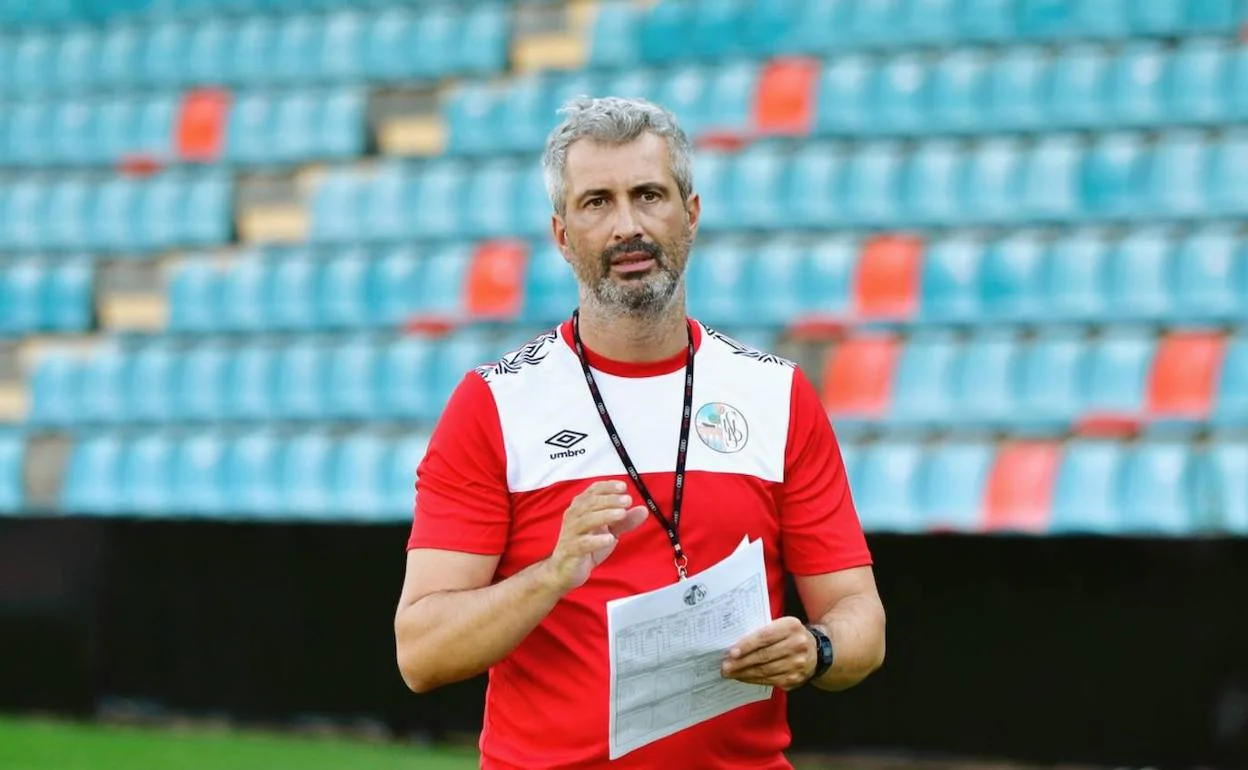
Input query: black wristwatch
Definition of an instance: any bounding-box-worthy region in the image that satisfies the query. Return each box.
[803,624,834,685]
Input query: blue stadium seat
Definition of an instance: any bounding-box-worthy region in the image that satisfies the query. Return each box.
[589,1,639,68]
[1210,130,1248,217]
[703,62,757,134]
[543,70,608,126]
[92,177,141,253]
[1,260,46,334]
[47,258,93,333]
[382,337,439,421]
[855,0,907,48]
[652,66,710,139]
[1214,336,1248,428]
[516,164,551,239]
[1130,0,1185,35]
[6,179,52,251]
[1168,40,1230,125]
[27,353,82,427]
[852,442,924,533]
[311,170,366,243]
[388,433,430,520]
[686,238,752,328]
[1105,228,1175,322]
[841,141,902,227]
[79,346,131,424]
[168,260,221,332]
[7,102,52,168]
[431,333,496,409]
[1014,333,1086,430]
[902,0,960,45]
[51,102,94,167]
[1184,0,1244,33]
[126,342,179,424]
[920,236,984,322]
[411,6,460,80]
[1080,332,1154,416]
[1107,42,1167,128]
[225,431,282,517]
[326,337,382,421]
[1020,134,1082,223]
[139,20,189,89]
[980,232,1047,322]
[929,49,989,134]
[802,237,859,316]
[220,258,275,333]
[727,144,788,230]
[412,162,468,240]
[901,140,965,226]
[273,16,321,85]
[276,340,328,421]
[62,434,125,515]
[268,253,321,331]
[950,333,1020,428]
[1043,229,1110,322]
[269,92,319,164]
[690,0,748,61]
[1070,0,1131,39]
[815,56,872,136]
[374,246,422,326]
[230,17,279,85]
[1051,441,1123,533]
[743,0,805,56]
[889,333,959,428]
[490,76,546,155]
[95,98,141,165]
[54,30,98,95]
[172,434,229,517]
[523,243,578,326]
[985,47,1048,131]
[134,95,176,160]
[185,18,230,85]
[319,248,374,330]
[639,0,694,64]
[916,442,993,532]
[176,342,230,423]
[321,12,367,82]
[958,0,1017,42]
[1142,131,1210,219]
[333,433,391,520]
[692,150,730,232]
[227,344,279,421]
[361,165,414,241]
[872,54,930,135]
[0,433,22,513]
[135,175,183,253]
[121,434,177,516]
[1047,45,1111,129]
[747,239,807,325]
[798,0,854,53]
[416,245,471,319]
[366,9,417,81]
[1174,227,1247,324]
[1082,131,1146,220]
[1118,442,1196,535]
[465,160,522,239]
[11,34,54,96]
[961,139,1024,224]
[458,3,508,76]
[1205,443,1248,534]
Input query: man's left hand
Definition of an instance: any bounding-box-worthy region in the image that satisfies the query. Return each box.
[720,617,816,691]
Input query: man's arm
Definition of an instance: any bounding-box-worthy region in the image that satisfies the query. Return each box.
[395,481,649,694]
[720,565,885,691]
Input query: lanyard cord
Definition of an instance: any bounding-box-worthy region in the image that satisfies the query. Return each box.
[570,309,696,580]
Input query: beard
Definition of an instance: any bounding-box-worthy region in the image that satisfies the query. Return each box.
[572,226,692,318]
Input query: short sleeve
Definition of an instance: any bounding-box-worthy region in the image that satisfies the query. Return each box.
[406,372,511,554]
[780,366,873,576]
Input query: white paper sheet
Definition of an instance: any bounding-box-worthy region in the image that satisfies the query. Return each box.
[606,537,773,759]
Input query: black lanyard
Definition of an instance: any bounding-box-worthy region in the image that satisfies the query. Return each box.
[570,309,695,581]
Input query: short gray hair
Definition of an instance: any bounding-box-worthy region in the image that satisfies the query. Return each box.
[541,96,694,217]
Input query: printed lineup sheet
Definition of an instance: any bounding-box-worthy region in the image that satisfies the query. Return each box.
[606,537,773,759]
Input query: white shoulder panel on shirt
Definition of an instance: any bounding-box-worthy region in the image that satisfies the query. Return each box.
[480,323,796,494]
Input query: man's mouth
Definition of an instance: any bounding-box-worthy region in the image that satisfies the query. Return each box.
[609,251,657,275]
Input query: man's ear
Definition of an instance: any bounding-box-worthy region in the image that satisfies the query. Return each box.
[551,213,573,264]
[685,192,702,238]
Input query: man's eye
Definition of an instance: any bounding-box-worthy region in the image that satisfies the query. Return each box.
[586,198,605,209]
[641,191,660,202]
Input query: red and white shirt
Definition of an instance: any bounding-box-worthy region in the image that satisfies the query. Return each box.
[407,317,872,769]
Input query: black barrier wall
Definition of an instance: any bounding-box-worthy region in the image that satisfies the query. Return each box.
[1,517,1246,768]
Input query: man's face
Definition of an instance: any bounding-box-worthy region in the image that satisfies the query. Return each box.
[553,133,701,316]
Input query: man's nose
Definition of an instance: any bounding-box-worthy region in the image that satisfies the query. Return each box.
[611,202,644,242]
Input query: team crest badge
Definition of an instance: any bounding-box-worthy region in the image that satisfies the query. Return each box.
[694,402,748,454]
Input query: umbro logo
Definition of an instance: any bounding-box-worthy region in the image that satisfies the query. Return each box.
[546,430,588,460]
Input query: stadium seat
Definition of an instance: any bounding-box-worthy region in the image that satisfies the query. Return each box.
[27,353,82,427]
[333,433,391,520]
[815,56,872,136]
[747,239,806,325]
[79,346,131,425]
[492,76,546,156]
[929,49,989,134]
[958,0,1017,42]
[278,432,337,520]
[374,246,423,327]
[686,239,752,328]
[743,0,805,57]
[276,339,328,421]
[172,434,229,517]
[822,335,900,421]
[62,434,125,514]
[902,0,960,45]
[1167,40,1230,125]
[1082,132,1146,221]
[983,440,1061,533]
[430,332,497,409]
[465,160,522,239]
[785,144,843,229]
[1048,45,1111,129]
[219,258,274,333]
[1043,229,1110,322]
[653,66,710,139]
[458,3,508,77]
[1051,440,1123,533]
[268,254,321,332]
[325,337,382,421]
[854,234,922,320]
[388,433,431,520]
[752,58,818,137]
[1146,332,1224,422]
[1104,228,1175,322]
[1213,335,1248,427]
[1070,0,1132,39]
[727,144,788,230]
[121,434,177,516]
[589,1,638,69]
[692,150,730,231]
[1015,333,1087,431]
[413,245,471,321]
[321,12,367,82]
[841,142,902,226]
[639,0,694,65]
[1174,227,1247,323]
[1204,443,1248,534]
[1,260,46,334]
[230,17,278,85]
[12,34,54,97]
[986,47,1047,132]
[126,342,179,424]
[798,0,854,53]
[465,240,527,321]
[0,433,23,513]
[1130,0,1185,35]
[690,0,748,62]
[382,337,439,421]
[55,30,98,95]
[269,92,319,164]
[1080,332,1155,419]
[412,162,468,240]
[919,236,983,322]
[46,259,93,333]
[1209,130,1248,217]
[227,344,279,422]
[915,442,994,532]
[366,9,416,81]
[45,179,91,251]
[444,82,500,157]
[961,139,1024,224]
[950,332,1020,428]
[96,26,142,92]
[1118,442,1196,534]
[850,0,905,49]
[185,18,230,86]
[1108,42,1168,128]
[225,430,282,517]
[901,140,966,226]
[1022,134,1083,223]
[1142,131,1210,219]
[311,170,366,243]
[872,54,929,135]
[852,442,924,533]
[980,232,1047,322]
[176,342,230,423]
[168,260,221,332]
[318,248,374,330]
[888,333,959,428]
[802,237,859,318]
[140,20,189,90]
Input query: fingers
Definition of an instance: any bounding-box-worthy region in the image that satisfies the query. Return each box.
[608,506,649,537]
[721,618,814,690]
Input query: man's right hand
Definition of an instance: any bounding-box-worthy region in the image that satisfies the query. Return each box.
[544,480,648,594]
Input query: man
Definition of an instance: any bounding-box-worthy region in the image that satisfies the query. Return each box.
[394,96,885,769]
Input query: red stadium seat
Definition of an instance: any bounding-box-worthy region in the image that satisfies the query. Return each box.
[821,335,899,418]
[983,441,1061,533]
[753,57,819,136]
[1146,331,1226,419]
[176,88,231,163]
[854,234,923,321]
[465,239,529,320]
